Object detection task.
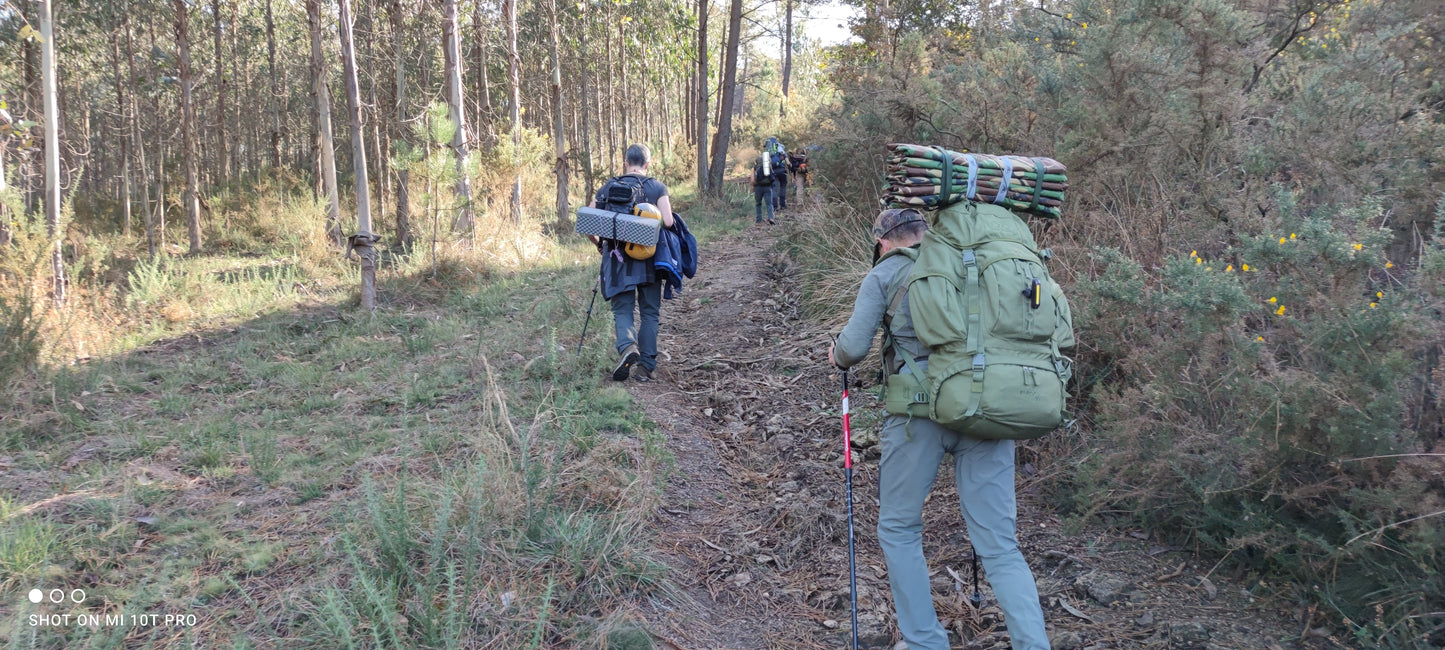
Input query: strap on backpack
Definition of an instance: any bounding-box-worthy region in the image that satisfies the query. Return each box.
[961,249,986,418]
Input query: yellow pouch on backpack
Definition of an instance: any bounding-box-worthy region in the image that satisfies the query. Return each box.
[624,203,661,260]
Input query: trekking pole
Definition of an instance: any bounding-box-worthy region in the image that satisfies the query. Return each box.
[576,247,607,357]
[970,548,984,608]
[576,276,600,357]
[841,369,860,650]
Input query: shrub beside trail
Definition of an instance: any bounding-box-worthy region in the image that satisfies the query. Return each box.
[793,0,1445,642]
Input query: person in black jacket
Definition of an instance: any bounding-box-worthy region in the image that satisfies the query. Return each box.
[586,144,673,382]
[752,155,776,225]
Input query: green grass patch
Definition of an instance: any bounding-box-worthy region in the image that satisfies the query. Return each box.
[0,184,749,648]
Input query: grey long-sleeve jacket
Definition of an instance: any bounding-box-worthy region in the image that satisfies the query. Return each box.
[834,248,929,371]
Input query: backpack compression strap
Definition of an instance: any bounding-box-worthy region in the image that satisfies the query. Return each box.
[961,248,986,418]
[879,248,930,408]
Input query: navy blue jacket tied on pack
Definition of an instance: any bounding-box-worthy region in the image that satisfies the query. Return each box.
[653,214,698,299]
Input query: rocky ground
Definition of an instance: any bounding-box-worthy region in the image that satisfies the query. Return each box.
[625,214,1347,649]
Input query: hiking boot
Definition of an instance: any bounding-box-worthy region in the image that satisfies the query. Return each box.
[632,366,654,382]
[768,218,776,225]
[612,345,640,381]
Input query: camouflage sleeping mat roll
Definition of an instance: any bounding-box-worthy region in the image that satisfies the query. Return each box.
[884,143,1068,219]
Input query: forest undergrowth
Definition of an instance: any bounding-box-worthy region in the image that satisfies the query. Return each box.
[790,0,1445,645]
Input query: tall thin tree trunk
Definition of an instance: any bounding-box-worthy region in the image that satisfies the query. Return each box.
[390,0,412,247]
[39,0,63,304]
[130,23,153,257]
[307,0,342,245]
[266,0,281,169]
[605,18,617,171]
[475,3,493,148]
[696,0,709,191]
[365,0,387,231]
[443,0,476,231]
[548,0,569,232]
[149,14,165,254]
[214,0,229,185]
[619,21,629,147]
[470,1,484,144]
[112,19,132,237]
[175,0,203,254]
[504,0,522,222]
[337,0,376,310]
[229,0,241,178]
[0,137,8,248]
[579,15,595,196]
[707,0,742,194]
[369,0,393,228]
[781,0,792,116]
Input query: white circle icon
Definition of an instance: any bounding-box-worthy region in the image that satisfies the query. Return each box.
[70,589,85,603]
[48,589,64,604]
[28,589,42,604]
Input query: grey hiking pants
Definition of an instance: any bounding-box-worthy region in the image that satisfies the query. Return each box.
[877,414,1050,650]
[610,281,662,371]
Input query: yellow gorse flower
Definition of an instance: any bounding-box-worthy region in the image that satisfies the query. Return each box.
[1279,237,1288,244]
[1256,336,1264,342]
[1290,233,1297,239]
[1376,291,1383,299]
[1196,258,1202,265]
[1268,297,1277,303]
[1190,250,1197,258]
[1242,263,1251,271]
[1370,302,1378,309]
[1353,243,1363,250]
[1386,261,1394,268]
[1276,305,1286,315]
[1225,265,1234,272]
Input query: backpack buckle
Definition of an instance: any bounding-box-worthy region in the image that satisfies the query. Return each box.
[913,392,928,404]
[961,250,977,267]
[971,353,986,374]
[1053,357,1073,382]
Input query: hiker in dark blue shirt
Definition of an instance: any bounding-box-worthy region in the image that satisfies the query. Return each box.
[586,143,673,382]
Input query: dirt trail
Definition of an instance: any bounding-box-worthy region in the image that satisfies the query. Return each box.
[625,217,1341,649]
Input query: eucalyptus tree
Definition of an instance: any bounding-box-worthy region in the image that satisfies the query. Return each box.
[442,0,475,231]
[387,0,412,246]
[696,0,709,189]
[706,0,741,194]
[174,0,202,253]
[503,0,521,222]
[305,0,341,245]
[39,0,63,302]
[547,0,568,232]
[337,0,376,309]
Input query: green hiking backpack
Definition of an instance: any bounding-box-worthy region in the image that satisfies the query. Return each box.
[884,200,1076,439]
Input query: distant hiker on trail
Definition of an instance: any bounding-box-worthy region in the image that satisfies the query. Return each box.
[789,148,809,192]
[827,209,1051,650]
[752,154,776,225]
[769,140,790,211]
[587,143,673,382]
[773,153,790,211]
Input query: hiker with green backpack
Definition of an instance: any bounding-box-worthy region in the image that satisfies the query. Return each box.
[828,203,1075,650]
